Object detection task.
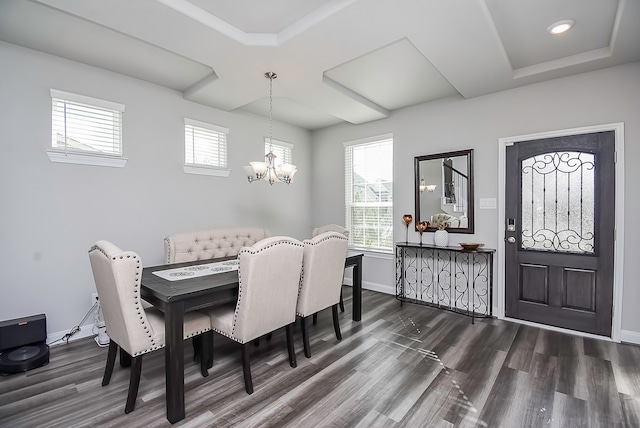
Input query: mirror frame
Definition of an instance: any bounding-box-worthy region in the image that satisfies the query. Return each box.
[414,149,474,234]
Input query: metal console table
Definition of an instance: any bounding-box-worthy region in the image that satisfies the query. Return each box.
[395,242,495,323]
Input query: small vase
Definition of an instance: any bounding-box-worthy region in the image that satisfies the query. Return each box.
[434,229,449,247]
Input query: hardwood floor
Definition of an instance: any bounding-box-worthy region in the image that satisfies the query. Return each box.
[1,288,639,427]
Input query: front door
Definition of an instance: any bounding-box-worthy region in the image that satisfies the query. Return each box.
[505,131,615,336]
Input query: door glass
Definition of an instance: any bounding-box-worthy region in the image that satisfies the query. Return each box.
[521,152,595,254]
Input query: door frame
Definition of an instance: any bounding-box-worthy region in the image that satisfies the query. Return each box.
[497,122,625,342]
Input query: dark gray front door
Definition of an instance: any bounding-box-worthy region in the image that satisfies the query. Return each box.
[505,131,615,336]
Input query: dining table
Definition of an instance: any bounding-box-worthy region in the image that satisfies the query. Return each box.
[140,250,364,424]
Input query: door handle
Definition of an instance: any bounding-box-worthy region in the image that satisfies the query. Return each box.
[506,236,516,244]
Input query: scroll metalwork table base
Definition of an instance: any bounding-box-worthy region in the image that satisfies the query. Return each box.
[395,242,495,323]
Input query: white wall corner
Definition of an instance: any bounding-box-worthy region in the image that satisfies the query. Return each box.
[620,329,640,345]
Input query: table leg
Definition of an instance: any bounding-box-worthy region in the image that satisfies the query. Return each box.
[353,256,362,322]
[165,302,185,424]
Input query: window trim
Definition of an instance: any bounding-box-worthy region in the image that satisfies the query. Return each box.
[48,89,127,168]
[47,150,127,168]
[183,118,230,177]
[344,134,394,253]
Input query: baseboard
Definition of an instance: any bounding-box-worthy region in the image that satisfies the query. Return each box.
[47,323,96,347]
[343,278,395,295]
[620,329,640,345]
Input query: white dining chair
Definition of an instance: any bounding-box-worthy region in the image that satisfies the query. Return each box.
[201,236,304,394]
[312,224,349,239]
[296,231,349,358]
[88,240,211,414]
[312,224,349,315]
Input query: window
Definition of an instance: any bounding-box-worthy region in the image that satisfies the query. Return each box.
[345,135,393,252]
[48,89,126,167]
[184,118,230,177]
[265,138,293,166]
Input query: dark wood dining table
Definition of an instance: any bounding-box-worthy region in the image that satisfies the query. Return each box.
[140,250,364,424]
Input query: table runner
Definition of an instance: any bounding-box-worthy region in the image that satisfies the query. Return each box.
[152,259,239,281]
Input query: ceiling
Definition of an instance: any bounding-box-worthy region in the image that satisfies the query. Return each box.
[1,0,638,130]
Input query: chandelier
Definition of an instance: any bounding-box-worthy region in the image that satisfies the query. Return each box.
[245,72,297,185]
[419,178,436,192]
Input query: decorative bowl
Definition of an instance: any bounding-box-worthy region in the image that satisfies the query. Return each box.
[459,242,480,251]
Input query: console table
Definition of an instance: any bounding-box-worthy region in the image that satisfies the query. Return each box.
[395,242,495,323]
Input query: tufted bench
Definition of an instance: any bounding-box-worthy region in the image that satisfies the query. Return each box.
[164,227,271,264]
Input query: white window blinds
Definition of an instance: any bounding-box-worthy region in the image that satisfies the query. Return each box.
[51,89,124,156]
[345,135,394,252]
[265,139,293,165]
[184,118,228,169]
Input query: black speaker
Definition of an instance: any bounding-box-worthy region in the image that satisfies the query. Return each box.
[0,314,50,375]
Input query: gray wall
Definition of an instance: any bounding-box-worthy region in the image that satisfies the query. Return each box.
[311,61,640,338]
[2,37,638,342]
[0,41,313,334]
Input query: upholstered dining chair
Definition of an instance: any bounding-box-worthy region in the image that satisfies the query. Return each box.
[312,224,349,315]
[201,236,304,394]
[296,231,349,358]
[312,224,349,239]
[88,240,211,414]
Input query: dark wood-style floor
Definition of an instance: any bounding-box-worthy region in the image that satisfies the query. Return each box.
[1,288,639,427]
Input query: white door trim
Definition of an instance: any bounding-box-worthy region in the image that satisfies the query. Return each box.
[497,122,625,342]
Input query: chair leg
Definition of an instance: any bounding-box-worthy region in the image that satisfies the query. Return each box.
[119,348,132,368]
[332,304,342,341]
[200,332,212,377]
[124,356,143,414]
[301,315,311,358]
[253,338,260,347]
[206,331,214,369]
[193,335,201,363]
[240,344,253,394]
[285,323,297,368]
[339,288,345,313]
[266,332,273,341]
[102,340,118,386]
[312,313,318,325]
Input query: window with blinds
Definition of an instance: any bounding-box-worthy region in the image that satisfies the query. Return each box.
[344,135,393,252]
[265,138,293,165]
[51,89,124,157]
[185,118,228,169]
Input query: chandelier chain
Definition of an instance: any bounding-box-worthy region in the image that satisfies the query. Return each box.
[268,73,273,152]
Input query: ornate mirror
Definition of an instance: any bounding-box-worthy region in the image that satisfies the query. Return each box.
[414,149,474,233]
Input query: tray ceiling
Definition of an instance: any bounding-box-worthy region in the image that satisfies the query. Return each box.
[0,0,638,130]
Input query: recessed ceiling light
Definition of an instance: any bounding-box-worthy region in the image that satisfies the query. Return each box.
[548,19,575,35]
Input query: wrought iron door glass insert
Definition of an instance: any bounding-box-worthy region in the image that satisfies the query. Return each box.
[395,242,494,322]
[521,151,595,253]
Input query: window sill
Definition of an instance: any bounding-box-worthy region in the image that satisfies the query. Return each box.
[47,150,127,168]
[183,165,231,177]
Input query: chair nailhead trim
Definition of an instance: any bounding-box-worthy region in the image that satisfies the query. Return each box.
[125,256,158,348]
[164,237,172,264]
[303,234,348,246]
[212,327,243,344]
